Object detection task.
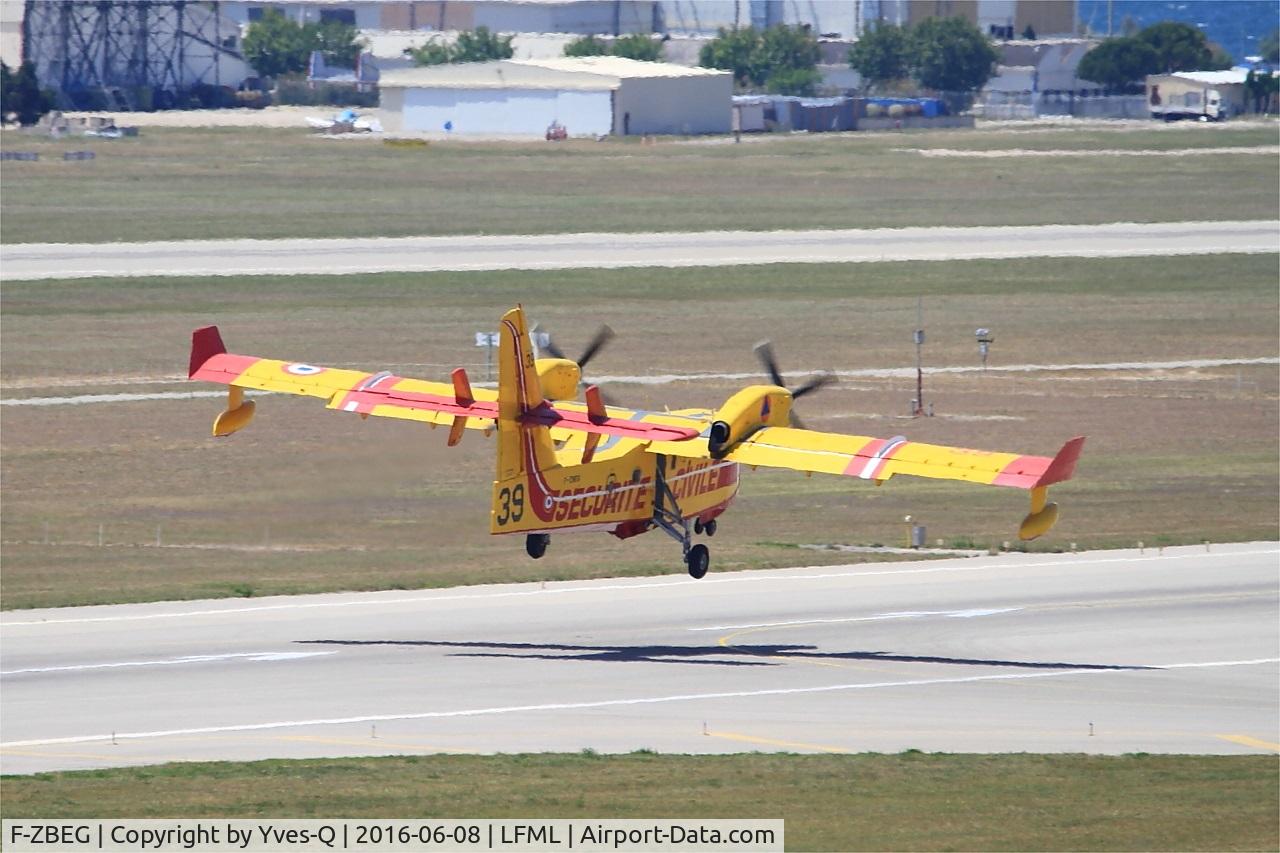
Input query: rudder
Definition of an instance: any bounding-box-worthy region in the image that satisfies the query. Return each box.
[494,306,558,483]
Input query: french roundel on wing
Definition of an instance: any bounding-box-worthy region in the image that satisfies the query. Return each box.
[284,363,325,376]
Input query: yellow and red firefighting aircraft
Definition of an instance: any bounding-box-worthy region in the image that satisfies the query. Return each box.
[189,306,1083,579]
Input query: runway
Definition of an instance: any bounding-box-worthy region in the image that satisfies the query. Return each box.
[2,543,1276,774]
[2,220,1276,281]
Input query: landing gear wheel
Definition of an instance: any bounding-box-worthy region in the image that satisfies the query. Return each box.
[704,519,717,537]
[525,533,550,559]
[686,543,710,579]
[693,519,704,535]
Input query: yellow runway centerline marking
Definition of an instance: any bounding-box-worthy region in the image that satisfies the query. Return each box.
[1215,734,1280,753]
[705,730,851,754]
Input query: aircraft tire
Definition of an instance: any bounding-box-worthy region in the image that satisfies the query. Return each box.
[693,519,704,535]
[525,533,550,559]
[704,519,717,537]
[686,544,710,579]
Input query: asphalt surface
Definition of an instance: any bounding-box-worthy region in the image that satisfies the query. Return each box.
[2,542,1276,774]
[2,221,1276,281]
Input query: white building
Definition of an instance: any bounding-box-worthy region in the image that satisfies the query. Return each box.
[219,1,657,35]
[1,0,22,67]
[379,56,730,136]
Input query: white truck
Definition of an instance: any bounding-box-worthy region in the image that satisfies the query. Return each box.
[1147,72,1245,122]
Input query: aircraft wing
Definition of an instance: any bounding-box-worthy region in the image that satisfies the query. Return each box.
[189,326,500,432]
[652,424,1083,490]
[189,326,700,443]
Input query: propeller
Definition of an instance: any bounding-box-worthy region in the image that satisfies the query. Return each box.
[542,324,615,372]
[752,341,835,430]
[536,323,620,406]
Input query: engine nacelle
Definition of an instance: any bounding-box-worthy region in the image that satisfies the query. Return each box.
[707,385,792,457]
[536,357,581,401]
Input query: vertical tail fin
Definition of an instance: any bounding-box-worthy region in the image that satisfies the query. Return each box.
[498,306,545,420]
[495,306,558,482]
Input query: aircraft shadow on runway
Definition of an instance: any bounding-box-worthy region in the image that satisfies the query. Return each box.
[295,639,1153,671]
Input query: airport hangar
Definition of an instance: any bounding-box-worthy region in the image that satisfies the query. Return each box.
[378,55,732,137]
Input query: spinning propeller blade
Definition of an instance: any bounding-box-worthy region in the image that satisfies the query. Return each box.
[576,325,614,371]
[538,323,620,407]
[752,340,835,429]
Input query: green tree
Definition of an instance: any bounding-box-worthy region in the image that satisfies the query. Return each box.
[1261,29,1279,64]
[1245,69,1279,113]
[763,66,822,95]
[241,8,313,77]
[448,26,515,63]
[242,9,363,78]
[410,26,514,66]
[0,61,54,125]
[611,34,663,62]
[848,23,911,90]
[758,23,820,89]
[699,25,820,94]
[910,16,996,92]
[563,34,661,61]
[699,26,764,88]
[1077,37,1160,90]
[311,19,363,68]
[1136,21,1215,72]
[1206,43,1234,70]
[406,40,453,66]
[563,35,609,57]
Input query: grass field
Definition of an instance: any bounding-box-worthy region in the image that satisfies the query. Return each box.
[2,254,1276,609]
[2,753,1277,851]
[0,123,1276,244]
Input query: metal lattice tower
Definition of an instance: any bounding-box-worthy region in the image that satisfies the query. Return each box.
[21,1,231,109]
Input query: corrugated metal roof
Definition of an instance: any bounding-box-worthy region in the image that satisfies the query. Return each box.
[380,56,731,91]
[1156,69,1249,85]
[379,61,617,91]
[517,56,730,79]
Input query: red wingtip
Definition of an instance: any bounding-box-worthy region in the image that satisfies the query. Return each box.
[190,326,226,378]
[1035,436,1086,487]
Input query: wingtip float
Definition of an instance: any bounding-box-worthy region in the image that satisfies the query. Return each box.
[188,306,1083,578]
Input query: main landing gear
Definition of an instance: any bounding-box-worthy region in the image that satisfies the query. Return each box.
[525,533,550,559]
[653,459,716,579]
[685,543,710,580]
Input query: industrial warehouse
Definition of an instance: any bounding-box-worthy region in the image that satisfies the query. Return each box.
[378,56,731,137]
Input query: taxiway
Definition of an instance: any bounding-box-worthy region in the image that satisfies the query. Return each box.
[2,220,1276,281]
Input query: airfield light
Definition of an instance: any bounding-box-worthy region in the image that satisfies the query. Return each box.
[975,328,994,369]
